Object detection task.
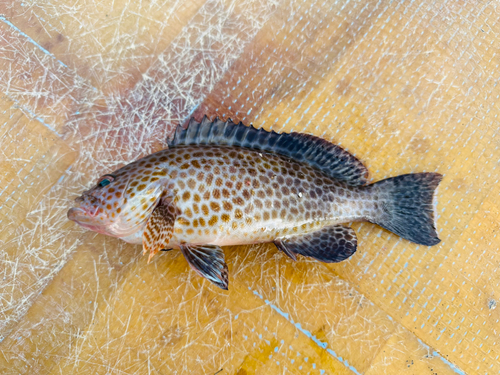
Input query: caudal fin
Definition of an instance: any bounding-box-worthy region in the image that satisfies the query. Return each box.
[369,172,442,246]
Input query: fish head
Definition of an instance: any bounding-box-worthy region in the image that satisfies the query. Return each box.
[68,157,169,238]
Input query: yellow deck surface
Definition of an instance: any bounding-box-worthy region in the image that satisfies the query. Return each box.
[0,1,499,374]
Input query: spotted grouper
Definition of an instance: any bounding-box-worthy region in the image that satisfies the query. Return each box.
[68,116,442,289]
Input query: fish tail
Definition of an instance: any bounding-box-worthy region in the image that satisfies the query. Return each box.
[368,172,443,246]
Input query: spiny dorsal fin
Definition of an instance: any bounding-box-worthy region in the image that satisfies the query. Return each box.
[168,115,369,186]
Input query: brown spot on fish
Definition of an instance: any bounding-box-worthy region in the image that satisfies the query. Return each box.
[233,197,244,206]
[242,190,250,200]
[221,213,230,222]
[178,218,190,226]
[202,204,209,215]
[209,215,219,226]
[210,202,221,212]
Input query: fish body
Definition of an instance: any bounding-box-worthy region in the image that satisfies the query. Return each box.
[119,145,373,247]
[68,116,442,289]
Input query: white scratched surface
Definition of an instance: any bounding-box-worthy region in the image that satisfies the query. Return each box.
[0,0,499,374]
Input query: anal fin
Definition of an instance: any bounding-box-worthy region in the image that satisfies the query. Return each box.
[274,225,357,263]
[143,205,176,263]
[180,244,229,290]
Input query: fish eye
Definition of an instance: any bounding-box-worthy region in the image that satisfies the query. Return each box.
[97,174,115,188]
[99,179,111,187]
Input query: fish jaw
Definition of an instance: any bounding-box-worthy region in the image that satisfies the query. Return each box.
[67,206,114,236]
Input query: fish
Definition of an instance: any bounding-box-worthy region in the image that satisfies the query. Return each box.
[68,116,442,289]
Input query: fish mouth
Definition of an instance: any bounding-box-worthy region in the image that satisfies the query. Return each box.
[68,196,101,223]
[67,207,88,222]
[67,207,112,236]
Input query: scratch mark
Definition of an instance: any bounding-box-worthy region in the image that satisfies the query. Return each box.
[0,16,68,68]
[19,104,62,137]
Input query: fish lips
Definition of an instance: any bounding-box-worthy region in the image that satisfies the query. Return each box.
[67,197,102,225]
[67,207,113,236]
[67,207,88,222]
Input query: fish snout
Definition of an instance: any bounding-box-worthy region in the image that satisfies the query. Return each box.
[71,193,101,218]
[67,207,85,222]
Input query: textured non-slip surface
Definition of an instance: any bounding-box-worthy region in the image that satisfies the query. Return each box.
[0,1,499,374]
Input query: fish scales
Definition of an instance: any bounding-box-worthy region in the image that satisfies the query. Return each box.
[143,145,370,247]
[68,116,442,289]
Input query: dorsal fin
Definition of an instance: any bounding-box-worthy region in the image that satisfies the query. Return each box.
[167,116,369,186]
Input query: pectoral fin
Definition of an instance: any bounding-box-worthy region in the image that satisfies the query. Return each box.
[274,225,357,263]
[143,205,176,263]
[180,244,229,290]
